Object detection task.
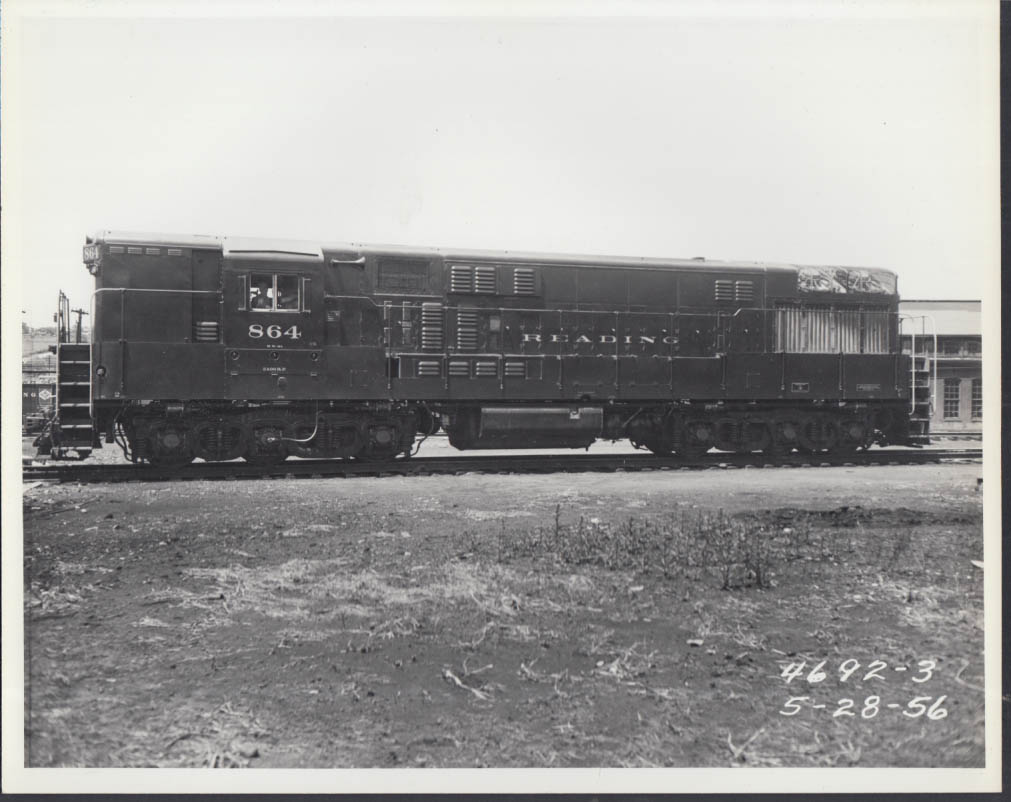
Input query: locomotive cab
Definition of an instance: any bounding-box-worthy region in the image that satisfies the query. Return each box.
[220,242,326,402]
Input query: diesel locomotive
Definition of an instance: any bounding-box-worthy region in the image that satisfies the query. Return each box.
[41,231,932,465]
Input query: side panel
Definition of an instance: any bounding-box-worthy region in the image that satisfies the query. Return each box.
[224,348,325,400]
[721,354,781,397]
[92,343,224,400]
[325,346,390,397]
[94,246,202,344]
[843,354,907,399]
[670,357,723,398]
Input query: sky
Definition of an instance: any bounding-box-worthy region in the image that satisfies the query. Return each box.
[3,0,999,327]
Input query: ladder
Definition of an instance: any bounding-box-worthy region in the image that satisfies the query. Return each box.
[901,315,937,446]
[52,342,95,458]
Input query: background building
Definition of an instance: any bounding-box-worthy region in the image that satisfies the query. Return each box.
[899,300,982,436]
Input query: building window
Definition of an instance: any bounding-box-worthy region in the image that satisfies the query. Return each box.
[971,378,982,419]
[942,378,961,419]
[250,274,300,312]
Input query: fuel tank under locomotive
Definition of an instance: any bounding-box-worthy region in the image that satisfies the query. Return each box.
[445,406,605,450]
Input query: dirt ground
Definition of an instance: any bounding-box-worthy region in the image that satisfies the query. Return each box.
[22,449,985,768]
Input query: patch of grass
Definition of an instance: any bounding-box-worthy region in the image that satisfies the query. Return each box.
[492,504,972,594]
[495,505,790,590]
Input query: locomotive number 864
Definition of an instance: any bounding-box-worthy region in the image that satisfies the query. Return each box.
[41,231,930,465]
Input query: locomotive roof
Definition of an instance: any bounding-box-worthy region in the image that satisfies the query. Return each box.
[88,230,896,278]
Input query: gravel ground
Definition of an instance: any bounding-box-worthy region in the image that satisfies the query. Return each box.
[22,449,985,769]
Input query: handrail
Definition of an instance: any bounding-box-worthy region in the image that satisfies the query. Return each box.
[57,290,71,343]
[92,287,220,296]
[898,313,939,415]
[924,314,938,415]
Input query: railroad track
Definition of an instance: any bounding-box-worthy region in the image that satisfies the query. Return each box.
[22,448,982,485]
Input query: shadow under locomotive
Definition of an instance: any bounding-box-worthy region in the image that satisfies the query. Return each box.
[39,232,933,466]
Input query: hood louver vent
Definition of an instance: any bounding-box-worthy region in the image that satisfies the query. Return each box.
[450,265,473,293]
[420,303,444,351]
[513,268,536,296]
[474,266,497,294]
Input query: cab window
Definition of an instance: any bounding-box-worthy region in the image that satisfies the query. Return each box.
[250,273,300,312]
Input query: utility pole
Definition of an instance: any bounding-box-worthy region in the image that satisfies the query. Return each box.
[71,308,89,344]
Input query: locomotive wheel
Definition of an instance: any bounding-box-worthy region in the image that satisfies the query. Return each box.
[798,416,838,453]
[354,422,403,461]
[676,420,712,458]
[676,439,711,459]
[147,423,195,466]
[774,420,801,453]
[242,419,289,465]
[353,438,401,462]
[318,423,363,459]
[285,419,360,459]
[643,439,673,457]
[192,419,247,462]
[834,418,869,453]
[738,421,772,453]
[762,438,790,458]
[713,418,741,452]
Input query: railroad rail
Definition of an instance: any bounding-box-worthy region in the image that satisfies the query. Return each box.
[22,448,982,485]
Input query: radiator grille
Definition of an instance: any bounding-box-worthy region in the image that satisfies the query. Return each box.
[448,361,470,377]
[513,267,536,296]
[456,309,478,351]
[450,265,473,293]
[862,311,891,353]
[475,360,498,377]
[420,303,444,351]
[838,310,861,353]
[504,360,526,378]
[417,360,442,377]
[474,266,497,294]
[775,307,891,354]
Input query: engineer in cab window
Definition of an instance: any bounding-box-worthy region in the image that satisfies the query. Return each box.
[276,276,299,310]
[250,276,273,310]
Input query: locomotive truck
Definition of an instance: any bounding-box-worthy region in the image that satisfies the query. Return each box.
[40,231,932,465]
